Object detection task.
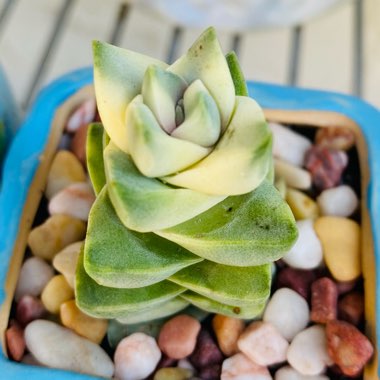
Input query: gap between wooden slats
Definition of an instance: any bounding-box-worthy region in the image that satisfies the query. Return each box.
[42,0,125,86]
[298,1,354,94]
[0,0,66,106]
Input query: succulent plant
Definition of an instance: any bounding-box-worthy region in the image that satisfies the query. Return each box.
[76,27,298,322]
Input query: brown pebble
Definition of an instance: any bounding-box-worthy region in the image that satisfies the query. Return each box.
[70,123,89,166]
[311,277,338,323]
[158,315,201,360]
[326,320,374,376]
[212,314,244,356]
[6,321,25,361]
[336,279,357,295]
[338,292,364,326]
[276,267,317,299]
[304,146,348,190]
[315,127,355,151]
[190,329,224,369]
[16,295,46,326]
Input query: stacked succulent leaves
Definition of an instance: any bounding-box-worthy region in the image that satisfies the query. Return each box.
[76,27,298,323]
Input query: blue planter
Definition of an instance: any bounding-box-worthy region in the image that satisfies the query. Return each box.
[0,68,378,379]
[0,66,20,181]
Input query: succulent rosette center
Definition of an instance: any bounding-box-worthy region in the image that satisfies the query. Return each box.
[76,27,298,323]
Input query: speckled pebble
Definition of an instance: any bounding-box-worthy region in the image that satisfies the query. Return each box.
[238,321,288,366]
[221,353,272,380]
[15,257,54,301]
[48,182,95,221]
[212,314,245,356]
[287,325,333,376]
[158,315,201,360]
[263,288,309,341]
[25,320,114,377]
[114,332,161,380]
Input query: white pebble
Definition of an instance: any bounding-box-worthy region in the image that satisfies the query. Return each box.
[287,325,333,376]
[275,366,329,380]
[317,185,358,217]
[15,257,54,301]
[263,288,309,341]
[274,159,312,190]
[270,123,312,167]
[25,320,114,377]
[48,182,95,221]
[237,321,288,366]
[177,358,196,374]
[114,333,161,380]
[283,219,323,269]
[221,353,272,380]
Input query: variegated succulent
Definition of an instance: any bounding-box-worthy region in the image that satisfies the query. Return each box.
[76,27,297,323]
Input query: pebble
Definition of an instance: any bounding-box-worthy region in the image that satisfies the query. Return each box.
[338,291,364,325]
[45,150,87,199]
[16,295,46,326]
[60,300,108,344]
[336,279,357,295]
[199,364,221,380]
[237,321,288,366]
[212,314,245,356]
[6,321,25,361]
[154,367,193,380]
[28,214,86,261]
[66,98,96,133]
[286,188,319,220]
[276,267,317,299]
[263,288,309,341]
[315,126,355,151]
[48,182,95,221]
[305,146,348,190]
[52,241,82,288]
[114,332,161,380]
[326,320,373,376]
[270,123,312,167]
[71,123,89,165]
[275,366,329,380]
[189,329,223,369]
[14,257,54,301]
[41,275,74,314]
[221,353,272,380]
[25,319,114,377]
[311,277,338,323]
[283,219,323,270]
[177,358,196,373]
[287,325,333,376]
[21,353,41,366]
[274,159,312,190]
[317,185,358,217]
[158,315,201,360]
[314,216,361,281]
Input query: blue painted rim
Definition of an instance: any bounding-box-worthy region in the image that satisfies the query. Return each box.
[0,68,378,378]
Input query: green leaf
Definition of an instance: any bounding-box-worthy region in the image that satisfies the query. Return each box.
[162,96,272,195]
[226,51,248,97]
[170,260,271,307]
[168,27,235,130]
[86,123,106,195]
[116,297,189,324]
[180,291,267,319]
[171,80,221,147]
[104,143,225,232]
[142,65,187,133]
[84,188,203,288]
[125,95,211,177]
[157,180,298,266]
[93,40,167,152]
[76,247,186,318]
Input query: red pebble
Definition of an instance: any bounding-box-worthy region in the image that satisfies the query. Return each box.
[6,321,25,361]
[189,329,224,369]
[311,277,338,323]
[326,320,374,376]
[70,123,89,166]
[199,364,222,380]
[276,267,317,299]
[336,279,357,295]
[338,292,364,326]
[16,295,46,326]
[304,146,348,190]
